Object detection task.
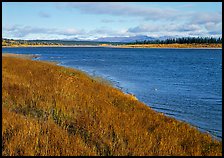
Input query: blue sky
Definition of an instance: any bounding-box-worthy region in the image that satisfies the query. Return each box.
[2,2,222,40]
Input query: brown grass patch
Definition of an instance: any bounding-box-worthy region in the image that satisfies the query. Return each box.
[2,56,222,156]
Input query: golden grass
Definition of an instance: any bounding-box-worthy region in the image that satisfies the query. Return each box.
[119,43,222,48]
[2,55,222,156]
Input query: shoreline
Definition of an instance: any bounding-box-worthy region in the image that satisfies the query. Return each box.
[2,53,40,59]
[2,53,60,65]
[114,46,222,49]
[2,44,222,49]
[116,44,222,49]
[2,45,105,48]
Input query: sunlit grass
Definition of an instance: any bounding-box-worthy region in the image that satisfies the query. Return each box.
[120,43,222,48]
[2,55,222,156]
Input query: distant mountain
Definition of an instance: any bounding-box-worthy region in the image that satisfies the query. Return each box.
[93,35,157,43]
[55,35,176,43]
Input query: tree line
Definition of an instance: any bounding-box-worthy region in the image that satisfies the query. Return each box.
[131,37,222,44]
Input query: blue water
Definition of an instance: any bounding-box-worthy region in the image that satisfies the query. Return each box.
[2,47,222,140]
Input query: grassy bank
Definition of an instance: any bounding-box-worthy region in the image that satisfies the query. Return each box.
[2,55,222,156]
[2,39,62,47]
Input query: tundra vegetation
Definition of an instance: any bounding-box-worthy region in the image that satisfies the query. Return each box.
[121,37,222,48]
[2,38,62,47]
[2,55,222,156]
[120,43,222,48]
[2,37,222,48]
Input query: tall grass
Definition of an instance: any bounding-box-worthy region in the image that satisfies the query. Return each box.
[2,56,222,156]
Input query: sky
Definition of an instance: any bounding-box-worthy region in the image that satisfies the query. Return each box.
[2,2,222,40]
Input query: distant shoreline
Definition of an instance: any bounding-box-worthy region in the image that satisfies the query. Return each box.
[116,43,222,49]
[2,45,107,47]
[2,44,222,49]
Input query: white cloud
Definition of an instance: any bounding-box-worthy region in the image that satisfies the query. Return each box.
[192,12,221,25]
[3,25,127,40]
[204,22,222,35]
[128,23,204,33]
[59,2,184,21]
[2,25,85,39]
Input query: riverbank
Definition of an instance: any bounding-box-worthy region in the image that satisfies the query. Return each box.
[2,54,222,156]
[2,53,59,65]
[2,53,40,59]
[2,43,222,49]
[117,43,222,49]
[2,45,101,48]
